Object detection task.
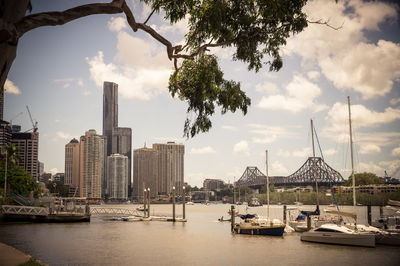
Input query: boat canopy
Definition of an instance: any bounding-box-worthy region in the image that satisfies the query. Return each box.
[240,214,257,220]
[324,209,357,220]
[301,205,320,216]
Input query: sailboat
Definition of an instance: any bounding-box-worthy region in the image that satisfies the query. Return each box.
[233,150,286,236]
[301,97,376,247]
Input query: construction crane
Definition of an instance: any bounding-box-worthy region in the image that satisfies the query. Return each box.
[26,105,38,132]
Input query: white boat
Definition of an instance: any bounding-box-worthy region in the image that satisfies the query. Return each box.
[301,223,375,247]
[233,214,286,236]
[186,202,195,205]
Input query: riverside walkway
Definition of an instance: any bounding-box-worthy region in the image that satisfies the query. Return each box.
[0,242,42,266]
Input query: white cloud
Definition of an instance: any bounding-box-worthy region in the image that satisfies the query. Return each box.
[77,79,84,88]
[190,146,216,155]
[108,17,127,32]
[249,124,299,144]
[359,144,381,155]
[87,50,171,100]
[324,102,400,140]
[324,148,337,156]
[222,125,238,131]
[278,149,291,157]
[307,71,320,81]
[292,147,312,158]
[54,131,76,141]
[257,75,328,113]
[4,79,21,95]
[285,0,400,99]
[390,98,400,106]
[378,160,400,178]
[357,162,384,176]
[270,161,289,176]
[392,146,400,157]
[152,136,185,143]
[47,168,59,175]
[233,140,250,156]
[255,81,279,94]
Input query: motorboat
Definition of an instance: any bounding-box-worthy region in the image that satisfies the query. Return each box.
[186,201,195,205]
[248,197,262,207]
[301,223,375,247]
[233,214,286,236]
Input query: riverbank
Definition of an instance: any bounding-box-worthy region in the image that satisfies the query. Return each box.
[0,242,44,266]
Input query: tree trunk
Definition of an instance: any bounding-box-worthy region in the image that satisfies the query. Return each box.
[0,0,30,95]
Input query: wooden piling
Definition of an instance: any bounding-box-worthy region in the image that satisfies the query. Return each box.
[283,205,287,224]
[183,186,186,220]
[143,189,147,217]
[367,205,371,225]
[306,213,311,231]
[231,205,235,232]
[148,188,151,218]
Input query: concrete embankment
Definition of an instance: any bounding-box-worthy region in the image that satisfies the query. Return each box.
[0,242,44,266]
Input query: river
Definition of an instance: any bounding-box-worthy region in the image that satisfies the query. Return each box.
[0,204,399,265]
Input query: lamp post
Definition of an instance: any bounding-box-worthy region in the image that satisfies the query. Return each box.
[147,187,151,218]
[182,186,186,220]
[143,188,147,217]
[172,186,176,222]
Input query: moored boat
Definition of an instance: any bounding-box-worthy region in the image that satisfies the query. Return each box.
[233,214,285,236]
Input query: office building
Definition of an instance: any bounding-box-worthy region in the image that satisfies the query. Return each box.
[37,161,44,179]
[107,154,128,200]
[133,147,158,199]
[103,81,132,196]
[11,131,39,180]
[79,130,106,199]
[0,120,11,150]
[65,138,80,187]
[53,173,65,183]
[153,142,184,195]
[203,179,225,191]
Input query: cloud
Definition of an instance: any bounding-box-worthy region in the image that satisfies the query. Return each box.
[53,78,84,89]
[77,79,84,88]
[323,102,400,140]
[324,148,337,156]
[47,168,59,175]
[87,50,171,100]
[307,71,320,81]
[255,81,279,94]
[248,124,300,144]
[284,0,400,99]
[53,131,76,141]
[190,146,216,155]
[359,144,381,155]
[222,125,238,131]
[390,98,400,106]
[152,136,185,143]
[257,75,328,113]
[108,17,127,32]
[270,161,289,176]
[233,140,250,156]
[54,119,61,123]
[292,147,312,158]
[4,79,21,95]
[392,146,400,157]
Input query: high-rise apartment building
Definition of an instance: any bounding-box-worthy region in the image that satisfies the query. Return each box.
[153,142,185,195]
[107,154,128,200]
[79,130,106,199]
[11,132,39,180]
[133,147,159,199]
[203,179,225,191]
[65,138,80,187]
[0,120,11,150]
[103,81,132,196]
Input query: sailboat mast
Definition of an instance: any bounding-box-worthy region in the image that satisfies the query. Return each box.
[266,150,270,219]
[311,119,319,206]
[347,96,356,208]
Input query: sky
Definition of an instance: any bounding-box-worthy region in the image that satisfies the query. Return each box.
[4,0,400,187]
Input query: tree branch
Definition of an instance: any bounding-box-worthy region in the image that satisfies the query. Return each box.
[144,8,156,25]
[15,0,124,39]
[307,19,343,30]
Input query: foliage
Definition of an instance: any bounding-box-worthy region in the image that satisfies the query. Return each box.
[19,257,44,266]
[46,181,69,197]
[343,172,385,186]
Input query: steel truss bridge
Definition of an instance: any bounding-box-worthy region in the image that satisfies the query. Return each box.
[236,157,344,189]
[90,207,142,216]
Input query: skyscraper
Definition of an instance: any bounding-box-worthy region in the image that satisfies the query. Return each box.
[102,81,132,196]
[11,131,39,180]
[133,147,159,199]
[79,130,106,199]
[65,138,80,187]
[153,142,185,195]
[107,154,128,200]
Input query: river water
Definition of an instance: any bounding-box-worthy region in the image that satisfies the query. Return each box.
[0,204,399,265]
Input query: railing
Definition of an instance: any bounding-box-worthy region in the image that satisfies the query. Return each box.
[0,205,49,216]
[90,207,142,216]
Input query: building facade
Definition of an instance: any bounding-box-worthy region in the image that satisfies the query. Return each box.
[11,132,39,180]
[65,138,80,187]
[0,120,11,150]
[133,147,158,200]
[107,154,128,200]
[79,130,106,199]
[153,142,184,195]
[103,81,132,196]
[203,179,225,191]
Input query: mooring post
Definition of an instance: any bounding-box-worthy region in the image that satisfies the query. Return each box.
[307,213,311,231]
[148,188,151,218]
[231,205,235,232]
[283,205,287,224]
[172,186,176,222]
[367,205,372,225]
[143,188,147,217]
[380,205,383,217]
[182,186,186,220]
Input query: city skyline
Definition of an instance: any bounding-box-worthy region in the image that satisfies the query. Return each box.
[3,0,400,187]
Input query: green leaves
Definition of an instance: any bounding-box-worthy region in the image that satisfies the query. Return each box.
[169,53,251,138]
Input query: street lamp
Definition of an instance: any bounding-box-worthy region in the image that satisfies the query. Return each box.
[172,186,176,222]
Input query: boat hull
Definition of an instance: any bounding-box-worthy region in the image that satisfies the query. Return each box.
[301,231,375,247]
[234,226,285,236]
